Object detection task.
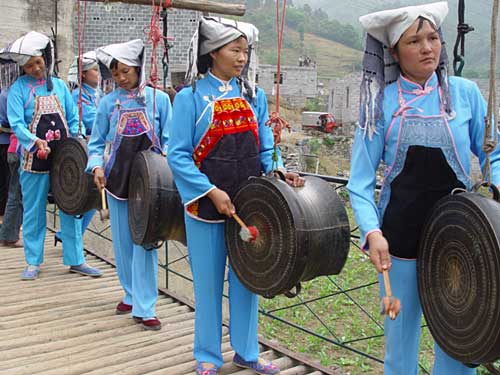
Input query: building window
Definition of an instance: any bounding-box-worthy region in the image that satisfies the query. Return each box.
[274,72,284,84]
[255,73,259,84]
[346,87,350,108]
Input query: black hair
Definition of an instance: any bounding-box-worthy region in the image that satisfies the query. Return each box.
[110,58,119,71]
[196,35,248,75]
[109,58,141,79]
[416,16,438,33]
[197,53,213,75]
[393,16,439,51]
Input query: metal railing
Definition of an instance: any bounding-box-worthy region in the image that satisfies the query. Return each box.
[46,173,499,374]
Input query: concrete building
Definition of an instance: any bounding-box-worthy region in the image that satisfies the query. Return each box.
[327,72,361,136]
[74,2,199,87]
[0,0,75,79]
[257,64,318,108]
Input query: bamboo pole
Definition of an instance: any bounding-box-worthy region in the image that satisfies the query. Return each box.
[82,0,246,16]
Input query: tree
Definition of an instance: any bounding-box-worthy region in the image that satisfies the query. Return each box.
[247,0,262,9]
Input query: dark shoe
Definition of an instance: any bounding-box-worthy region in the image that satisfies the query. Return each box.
[233,353,280,375]
[133,316,162,331]
[116,301,133,315]
[54,234,62,246]
[1,239,23,248]
[196,362,219,375]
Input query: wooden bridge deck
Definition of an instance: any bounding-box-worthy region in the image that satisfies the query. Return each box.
[0,236,331,375]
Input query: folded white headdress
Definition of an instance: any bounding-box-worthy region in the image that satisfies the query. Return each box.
[0,31,55,90]
[359,1,449,47]
[68,50,98,87]
[186,17,259,99]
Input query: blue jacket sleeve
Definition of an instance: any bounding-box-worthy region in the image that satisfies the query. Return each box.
[58,81,79,137]
[72,89,97,135]
[347,124,385,248]
[167,89,215,205]
[466,81,500,186]
[7,81,37,152]
[158,91,171,155]
[86,97,110,173]
[255,88,284,174]
[0,89,8,126]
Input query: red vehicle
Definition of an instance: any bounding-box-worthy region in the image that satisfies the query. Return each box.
[301,112,337,133]
[319,113,336,133]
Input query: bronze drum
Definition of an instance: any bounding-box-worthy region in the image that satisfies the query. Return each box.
[51,137,100,215]
[417,185,500,365]
[128,148,186,247]
[225,175,350,298]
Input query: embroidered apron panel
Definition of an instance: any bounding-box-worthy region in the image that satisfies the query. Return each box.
[105,107,158,199]
[378,114,469,258]
[22,95,69,173]
[188,97,260,221]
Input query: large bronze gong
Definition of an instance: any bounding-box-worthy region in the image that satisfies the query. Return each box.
[225,175,350,298]
[417,187,500,364]
[51,137,100,215]
[128,148,186,247]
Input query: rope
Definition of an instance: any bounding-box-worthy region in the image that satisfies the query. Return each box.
[76,0,88,136]
[144,0,172,152]
[160,7,173,91]
[453,0,475,76]
[265,0,291,169]
[482,0,499,184]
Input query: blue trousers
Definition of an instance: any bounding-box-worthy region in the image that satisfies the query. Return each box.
[379,257,476,375]
[107,194,158,318]
[0,153,22,242]
[56,209,96,239]
[185,214,259,367]
[19,171,85,266]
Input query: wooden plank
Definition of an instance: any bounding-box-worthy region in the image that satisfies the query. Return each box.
[0,235,330,375]
[83,0,246,16]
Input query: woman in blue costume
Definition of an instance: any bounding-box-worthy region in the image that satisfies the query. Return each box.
[55,51,101,246]
[347,2,500,374]
[168,17,303,375]
[86,39,171,331]
[1,31,102,280]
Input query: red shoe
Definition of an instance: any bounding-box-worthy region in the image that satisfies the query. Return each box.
[133,316,162,331]
[115,301,132,315]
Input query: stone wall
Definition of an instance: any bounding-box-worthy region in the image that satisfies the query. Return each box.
[74,3,200,86]
[0,0,75,80]
[327,72,361,133]
[258,64,318,108]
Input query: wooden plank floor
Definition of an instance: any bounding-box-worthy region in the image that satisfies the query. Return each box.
[0,236,330,375]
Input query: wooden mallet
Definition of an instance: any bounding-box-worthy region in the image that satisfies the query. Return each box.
[232,213,259,242]
[381,268,401,320]
[100,188,109,221]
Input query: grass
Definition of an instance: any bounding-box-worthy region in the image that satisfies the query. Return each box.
[256,26,363,82]
[256,178,499,374]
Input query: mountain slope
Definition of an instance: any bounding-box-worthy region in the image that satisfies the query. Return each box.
[293,0,496,75]
[255,26,363,81]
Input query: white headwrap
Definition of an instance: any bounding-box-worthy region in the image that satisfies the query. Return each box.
[185,17,259,99]
[359,1,448,48]
[96,39,146,93]
[67,50,98,87]
[198,17,258,56]
[0,31,55,90]
[358,2,452,139]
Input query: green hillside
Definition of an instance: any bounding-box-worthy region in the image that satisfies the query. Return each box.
[254,26,362,81]
[294,0,498,77]
[238,2,364,81]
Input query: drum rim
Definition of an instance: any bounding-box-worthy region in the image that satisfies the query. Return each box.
[417,192,500,363]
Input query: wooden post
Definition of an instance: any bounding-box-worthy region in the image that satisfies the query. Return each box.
[83,0,246,16]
